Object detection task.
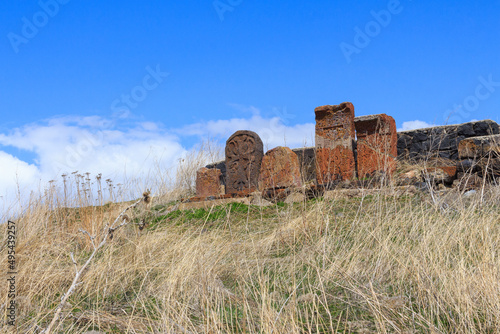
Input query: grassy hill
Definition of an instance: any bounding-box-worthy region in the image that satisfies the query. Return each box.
[1,178,500,333]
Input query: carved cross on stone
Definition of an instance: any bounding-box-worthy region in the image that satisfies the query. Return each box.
[225,130,264,195]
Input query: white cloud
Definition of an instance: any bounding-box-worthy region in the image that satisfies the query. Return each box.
[0,151,41,193]
[0,151,42,219]
[0,116,188,216]
[180,106,315,149]
[397,120,434,132]
[0,107,316,218]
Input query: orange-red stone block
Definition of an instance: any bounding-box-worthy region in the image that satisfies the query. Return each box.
[259,146,302,191]
[354,114,397,179]
[315,102,356,185]
[196,167,222,198]
[458,134,500,159]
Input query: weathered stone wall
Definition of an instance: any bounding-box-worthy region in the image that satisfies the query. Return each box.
[207,147,316,188]
[397,120,499,161]
[292,147,316,183]
[206,160,226,186]
[205,119,500,188]
[457,134,500,179]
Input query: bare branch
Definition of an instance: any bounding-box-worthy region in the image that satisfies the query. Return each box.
[69,253,78,275]
[43,196,145,334]
[78,229,96,250]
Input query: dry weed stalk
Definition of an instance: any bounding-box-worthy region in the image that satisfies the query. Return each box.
[43,191,151,334]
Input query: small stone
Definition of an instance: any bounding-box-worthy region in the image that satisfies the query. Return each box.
[455,173,483,191]
[403,170,419,180]
[414,182,430,192]
[423,166,457,184]
[196,167,223,198]
[249,193,273,207]
[464,190,477,197]
[284,192,306,204]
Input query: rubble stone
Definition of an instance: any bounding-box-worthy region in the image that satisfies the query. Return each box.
[196,167,222,198]
[458,134,500,159]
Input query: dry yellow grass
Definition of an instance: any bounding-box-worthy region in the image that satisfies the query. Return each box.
[1,147,500,333]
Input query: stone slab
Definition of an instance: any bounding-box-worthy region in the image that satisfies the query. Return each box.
[458,134,500,159]
[196,167,223,198]
[355,114,397,178]
[259,146,302,191]
[205,160,227,186]
[315,102,356,184]
[225,130,264,195]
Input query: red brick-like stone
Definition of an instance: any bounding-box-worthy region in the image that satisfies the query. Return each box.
[315,102,356,185]
[225,130,264,195]
[424,166,457,184]
[196,167,222,198]
[355,114,397,179]
[458,134,500,159]
[259,146,302,191]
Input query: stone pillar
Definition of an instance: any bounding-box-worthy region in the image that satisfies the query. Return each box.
[354,114,397,179]
[315,102,356,185]
[225,130,264,195]
[259,146,302,191]
[196,167,223,198]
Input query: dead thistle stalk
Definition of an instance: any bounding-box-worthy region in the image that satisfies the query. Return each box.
[42,190,151,334]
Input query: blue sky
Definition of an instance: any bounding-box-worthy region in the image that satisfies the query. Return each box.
[0,0,499,211]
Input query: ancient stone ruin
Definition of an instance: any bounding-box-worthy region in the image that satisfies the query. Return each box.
[188,102,500,206]
[458,134,500,180]
[397,120,499,161]
[225,130,264,195]
[355,114,397,179]
[195,167,222,198]
[315,103,356,185]
[259,146,302,197]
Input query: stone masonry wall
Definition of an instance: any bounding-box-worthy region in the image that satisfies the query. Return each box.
[397,120,499,161]
[206,119,500,185]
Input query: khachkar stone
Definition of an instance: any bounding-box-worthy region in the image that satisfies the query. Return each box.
[196,167,222,198]
[355,114,397,179]
[315,102,356,185]
[259,146,302,191]
[225,130,264,195]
